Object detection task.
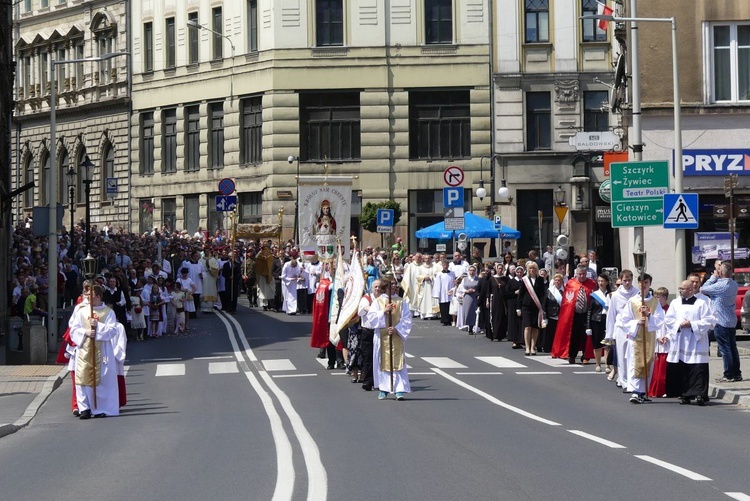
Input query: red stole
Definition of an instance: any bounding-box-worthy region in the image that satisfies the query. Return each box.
[551,278,596,359]
[310,277,332,348]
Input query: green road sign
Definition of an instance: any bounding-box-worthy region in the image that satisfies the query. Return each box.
[610,161,669,228]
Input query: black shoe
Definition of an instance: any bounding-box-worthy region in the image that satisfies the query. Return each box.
[679,397,690,405]
[72,409,79,417]
[326,364,335,370]
[336,362,346,370]
[568,357,576,365]
[696,396,706,407]
[94,413,107,418]
[361,384,373,391]
[79,410,92,420]
[317,349,326,359]
[732,376,744,382]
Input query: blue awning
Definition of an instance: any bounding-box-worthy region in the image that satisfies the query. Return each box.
[414,213,521,240]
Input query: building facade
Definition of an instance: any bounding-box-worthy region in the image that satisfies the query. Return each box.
[11,0,131,233]
[130,0,492,251]
[492,0,617,263]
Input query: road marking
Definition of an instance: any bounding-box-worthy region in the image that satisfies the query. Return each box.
[432,368,561,426]
[220,311,328,501]
[476,356,527,369]
[634,455,712,481]
[405,352,416,358]
[208,362,239,374]
[530,356,582,367]
[263,359,297,372]
[155,364,185,377]
[123,366,130,376]
[215,313,296,501]
[515,371,562,375]
[195,355,233,360]
[567,430,626,449]
[143,357,182,362]
[316,359,330,368]
[572,371,606,374]
[409,372,436,375]
[726,493,750,501]
[456,372,503,375]
[422,357,467,369]
[273,374,318,379]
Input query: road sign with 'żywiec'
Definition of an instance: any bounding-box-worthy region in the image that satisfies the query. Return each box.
[610,161,669,228]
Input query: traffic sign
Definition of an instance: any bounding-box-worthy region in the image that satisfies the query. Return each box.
[444,207,464,218]
[105,177,118,196]
[215,195,237,212]
[610,161,669,228]
[443,166,464,187]
[443,187,464,208]
[494,214,502,230]
[218,178,236,196]
[445,218,465,230]
[554,206,568,225]
[376,208,395,233]
[663,193,699,229]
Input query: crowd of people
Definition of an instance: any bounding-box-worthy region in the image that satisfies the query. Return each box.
[6,218,744,408]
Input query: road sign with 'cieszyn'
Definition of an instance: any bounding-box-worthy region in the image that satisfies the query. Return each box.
[610,161,669,228]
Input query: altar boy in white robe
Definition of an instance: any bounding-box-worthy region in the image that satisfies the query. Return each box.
[281,258,302,315]
[69,284,121,419]
[367,275,413,401]
[662,280,716,406]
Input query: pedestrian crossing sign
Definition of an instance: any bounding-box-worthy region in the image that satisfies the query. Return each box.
[663,193,699,229]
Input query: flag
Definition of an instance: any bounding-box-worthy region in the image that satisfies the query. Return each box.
[328,243,346,345]
[597,1,614,31]
[331,249,365,345]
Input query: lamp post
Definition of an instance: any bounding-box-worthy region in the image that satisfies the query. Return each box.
[288,155,300,243]
[80,155,93,255]
[66,165,75,235]
[582,8,684,288]
[187,19,235,102]
[47,51,128,347]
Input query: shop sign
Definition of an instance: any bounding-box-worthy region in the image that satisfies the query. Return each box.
[680,149,750,176]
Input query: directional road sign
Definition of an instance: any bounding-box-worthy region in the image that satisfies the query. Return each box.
[663,193,699,229]
[215,195,238,212]
[218,178,236,195]
[376,208,395,233]
[443,166,464,187]
[610,161,669,228]
[443,187,464,208]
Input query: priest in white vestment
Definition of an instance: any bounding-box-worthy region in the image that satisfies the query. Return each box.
[416,256,438,319]
[69,285,121,418]
[281,258,302,315]
[367,282,413,400]
[605,270,640,387]
[201,249,220,312]
[663,280,716,405]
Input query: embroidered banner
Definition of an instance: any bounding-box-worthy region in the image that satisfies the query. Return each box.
[299,176,352,262]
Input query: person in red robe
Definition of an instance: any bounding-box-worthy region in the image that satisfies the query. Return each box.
[552,265,596,363]
[648,287,671,398]
[311,274,339,369]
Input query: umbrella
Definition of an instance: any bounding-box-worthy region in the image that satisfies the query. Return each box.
[414,213,521,240]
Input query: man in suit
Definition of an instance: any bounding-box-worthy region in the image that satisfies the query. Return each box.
[587,249,604,278]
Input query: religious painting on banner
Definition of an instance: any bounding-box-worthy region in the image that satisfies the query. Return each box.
[299,176,352,262]
[331,249,364,345]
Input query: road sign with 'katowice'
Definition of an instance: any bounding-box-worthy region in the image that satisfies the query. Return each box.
[610,161,669,228]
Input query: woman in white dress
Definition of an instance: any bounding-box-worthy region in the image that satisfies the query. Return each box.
[177,268,197,331]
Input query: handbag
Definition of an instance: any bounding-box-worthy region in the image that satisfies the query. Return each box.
[522,277,547,328]
[134,306,142,314]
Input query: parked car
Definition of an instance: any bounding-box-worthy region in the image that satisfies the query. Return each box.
[734,268,750,330]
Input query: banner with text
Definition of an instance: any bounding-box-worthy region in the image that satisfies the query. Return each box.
[299,176,352,262]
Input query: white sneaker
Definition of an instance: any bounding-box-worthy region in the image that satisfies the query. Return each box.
[595,365,602,373]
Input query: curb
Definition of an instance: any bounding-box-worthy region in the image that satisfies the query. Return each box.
[709,384,750,407]
[0,368,68,439]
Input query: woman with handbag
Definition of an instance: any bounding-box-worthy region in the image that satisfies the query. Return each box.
[516,262,548,356]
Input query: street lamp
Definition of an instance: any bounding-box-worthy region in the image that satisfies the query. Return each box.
[47,51,128,347]
[582,10,684,286]
[288,155,301,243]
[80,155,94,255]
[187,19,235,102]
[66,164,76,235]
[476,156,488,201]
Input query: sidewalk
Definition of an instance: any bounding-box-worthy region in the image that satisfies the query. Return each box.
[0,336,749,440]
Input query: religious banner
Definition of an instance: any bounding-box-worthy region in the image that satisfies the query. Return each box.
[331,249,365,344]
[299,176,352,262]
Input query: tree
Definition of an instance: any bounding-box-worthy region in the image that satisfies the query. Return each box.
[359,200,402,233]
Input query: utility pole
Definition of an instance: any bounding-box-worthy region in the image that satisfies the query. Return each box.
[724,174,739,269]
[0,0,14,358]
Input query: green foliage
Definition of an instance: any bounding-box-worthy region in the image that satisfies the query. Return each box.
[360,200,402,233]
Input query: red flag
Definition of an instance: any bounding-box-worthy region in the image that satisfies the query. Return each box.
[597,1,614,30]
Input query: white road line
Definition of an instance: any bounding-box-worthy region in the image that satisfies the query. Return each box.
[432,368,561,426]
[123,366,130,376]
[456,372,503,375]
[194,355,233,360]
[273,374,318,379]
[567,430,626,449]
[515,371,562,375]
[222,311,328,501]
[422,357,467,369]
[405,352,416,358]
[476,356,527,369]
[572,371,606,375]
[215,313,295,501]
[726,493,750,500]
[208,362,239,374]
[634,455,712,481]
[409,372,436,375]
[155,364,185,377]
[142,357,183,362]
[530,356,582,367]
[316,359,330,368]
[263,359,297,372]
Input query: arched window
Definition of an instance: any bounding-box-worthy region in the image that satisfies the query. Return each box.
[23,155,34,208]
[40,150,50,205]
[102,143,114,200]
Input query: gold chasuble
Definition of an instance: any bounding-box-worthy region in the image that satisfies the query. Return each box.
[75,306,111,387]
[377,296,404,372]
[631,297,659,379]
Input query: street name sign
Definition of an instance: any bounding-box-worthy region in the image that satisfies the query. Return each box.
[610,161,669,228]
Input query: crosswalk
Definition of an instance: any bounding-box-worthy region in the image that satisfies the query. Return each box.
[124,354,607,379]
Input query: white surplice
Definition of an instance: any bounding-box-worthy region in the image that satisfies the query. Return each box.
[367,295,413,393]
[664,297,714,365]
[606,285,641,388]
[281,261,301,314]
[618,294,665,394]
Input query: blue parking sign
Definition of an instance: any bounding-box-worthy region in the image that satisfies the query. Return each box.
[377,209,394,233]
[443,187,463,208]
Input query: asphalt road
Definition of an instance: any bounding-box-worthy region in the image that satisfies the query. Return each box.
[1,302,749,501]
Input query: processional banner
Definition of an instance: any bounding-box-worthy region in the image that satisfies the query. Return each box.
[298,176,352,262]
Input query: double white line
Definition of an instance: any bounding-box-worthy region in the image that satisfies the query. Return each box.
[216,311,327,501]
